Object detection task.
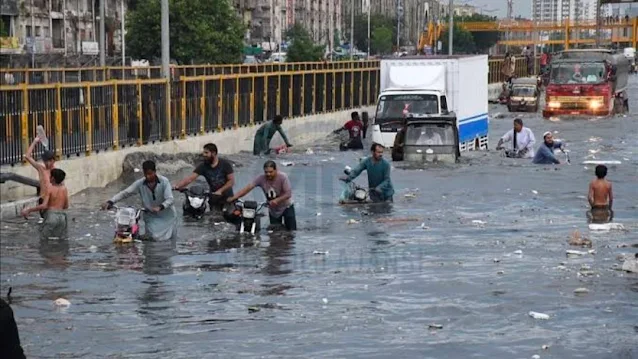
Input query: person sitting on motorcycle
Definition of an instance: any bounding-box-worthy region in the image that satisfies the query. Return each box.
[334,111,364,151]
[101,160,178,241]
[173,143,235,211]
[340,143,395,202]
[253,115,293,155]
[496,117,536,159]
[227,160,296,231]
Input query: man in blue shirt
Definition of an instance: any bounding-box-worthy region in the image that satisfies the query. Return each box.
[533,131,564,164]
[340,143,395,202]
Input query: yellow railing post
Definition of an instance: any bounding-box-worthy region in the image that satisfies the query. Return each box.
[55,84,63,158]
[358,70,363,107]
[277,75,281,115]
[341,71,346,110]
[250,77,255,125]
[200,79,205,134]
[367,70,372,105]
[332,71,336,111]
[301,73,305,115]
[264,75,269,120]
[112,82,119,150]
[633,17,637,49]
[136,82,143,145]
[165,80,172,140]
[20,84,29,161]
[181,79,186,138]
[85,85,93,155]
[288,74,293,117]
[234,77,239,128]
[217,78,223,131]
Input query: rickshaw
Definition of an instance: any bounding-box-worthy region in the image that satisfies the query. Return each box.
[392,114,460,164]
[507,77,540,112]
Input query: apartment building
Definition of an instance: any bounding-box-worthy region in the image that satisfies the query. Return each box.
[0,0,125,56]
[235,0,342,50]
[532,0,600,22]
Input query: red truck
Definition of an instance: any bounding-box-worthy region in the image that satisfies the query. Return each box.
[543,49,630,118]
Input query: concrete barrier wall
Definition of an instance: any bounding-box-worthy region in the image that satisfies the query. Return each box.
[0,107,373,217]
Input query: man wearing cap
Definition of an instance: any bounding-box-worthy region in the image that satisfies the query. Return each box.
[533,131,565,164]
[24,137,57,217]
[496,118,536,158]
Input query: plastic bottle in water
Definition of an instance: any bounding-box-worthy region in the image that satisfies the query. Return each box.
[36,125,49,150]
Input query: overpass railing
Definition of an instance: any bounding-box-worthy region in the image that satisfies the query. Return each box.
[0,61,380,86]
[0,57,538,166]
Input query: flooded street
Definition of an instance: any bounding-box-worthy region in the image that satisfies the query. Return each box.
[2,81,638,358]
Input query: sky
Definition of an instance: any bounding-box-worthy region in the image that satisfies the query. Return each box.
[463,0,531,19]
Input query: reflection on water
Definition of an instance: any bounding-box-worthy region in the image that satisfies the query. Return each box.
[2,82,638,358]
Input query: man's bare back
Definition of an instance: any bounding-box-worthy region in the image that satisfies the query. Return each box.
[589,178,613,209]
[47,184,69,210]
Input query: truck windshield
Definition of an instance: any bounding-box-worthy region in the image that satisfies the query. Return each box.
[550,63,606,85]
[511,87,536,97]
[405,124,455,146]
[375,94,439,123]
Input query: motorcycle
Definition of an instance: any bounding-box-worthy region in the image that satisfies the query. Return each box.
[179,185,209,219]
[111,205,145,244]
[339,166,369,203]
[229,200,268,235]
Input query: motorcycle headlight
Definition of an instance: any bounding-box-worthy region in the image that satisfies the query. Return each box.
[188,196,205,209]
[242,208,256,219]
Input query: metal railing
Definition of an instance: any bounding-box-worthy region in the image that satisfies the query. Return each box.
[0,56,538,166]
[0,60,381,85]
[488,57,540,84]
[0,68,380,166]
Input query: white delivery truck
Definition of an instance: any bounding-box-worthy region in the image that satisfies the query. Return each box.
[371,55,489,152]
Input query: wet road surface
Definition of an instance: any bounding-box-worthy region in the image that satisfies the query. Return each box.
[1,81,638,358]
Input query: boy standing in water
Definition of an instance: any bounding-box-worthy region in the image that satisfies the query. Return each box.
[588,165,613,223]
[24,137,56,218]
[21,168,69,239]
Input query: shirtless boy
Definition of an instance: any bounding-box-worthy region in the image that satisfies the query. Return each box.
[24,138,56,216]
[588,165,613,223]
[21,169,69,239]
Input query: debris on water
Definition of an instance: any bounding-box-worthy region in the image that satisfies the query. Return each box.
[404,193,417,199]
[514,250,523,255]
[542,345,550,350]
[316,212,322,216]
[493,258,501,263]
[566,250,587,258]
[280,161,294,166]
[84,233,91,237]
[588,249,596,255]
[569,230,592,247]
[589,223,625,231]
[589,149,600,154]
[472,220,486,226]
[532,355,541,359]
[574,288,590,295]
[248,306,260,313]
[322,298,328,304]
[305,148,314,155]
[54,298,71,307]
[347,219,360,224]
[196,268,202,277]
[428,324,443,330]
[313,250,329,255]
[89,245,98,253]
[621,255,638,273]
[133,168,141,173]
[328,157,335,161]
[529,311,550,320]
[497,271,505,275]
[531,190,538,195]
[420,223,430,230]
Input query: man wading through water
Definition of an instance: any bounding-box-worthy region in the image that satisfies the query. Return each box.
[173,143,235,211]
[21,169,69,239]
[588,165,614,223]
[253,115,293,155]
[496,118,536,159]
[24,137,56,220]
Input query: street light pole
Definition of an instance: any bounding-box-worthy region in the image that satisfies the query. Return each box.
[161,0,170,79]
[448,0,454,55]
[121,0,125,66]
[100,0,105,66]
[595,0,601,47]
[350,0,354,60]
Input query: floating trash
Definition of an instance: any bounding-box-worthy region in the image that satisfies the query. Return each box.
[529,311,550,320]
[566,250,587,257]
[531,190,538,195]
[305,148,314,155]
[574,288,590,295]
[589,223,625,231]
[313,250,329,255]
[54,298,71,307]
[514,250,523,255]
[347,219,360,224]
[428,324,443,330]
[582,160,621,165]
[322,298,328,304]
[280,161,294,167]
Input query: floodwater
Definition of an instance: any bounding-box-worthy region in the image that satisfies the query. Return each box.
[2,83,638,359]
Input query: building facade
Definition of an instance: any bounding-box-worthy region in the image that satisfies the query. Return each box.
[235,0,342,51]
[0,0,125,56]
[531,0,599,23]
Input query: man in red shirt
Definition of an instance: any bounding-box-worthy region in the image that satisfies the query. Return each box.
[334,111,364,150]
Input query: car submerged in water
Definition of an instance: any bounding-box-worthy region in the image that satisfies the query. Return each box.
[391,114,460,164]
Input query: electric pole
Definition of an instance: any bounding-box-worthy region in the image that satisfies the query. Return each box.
[448,0,453,55]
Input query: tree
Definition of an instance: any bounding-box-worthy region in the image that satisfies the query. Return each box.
[350,14,401,54]
[125,0,245,64]
[457,14,499,54]
[371,26,393,55]
[286,24,325,62]
[440,24,476,54]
